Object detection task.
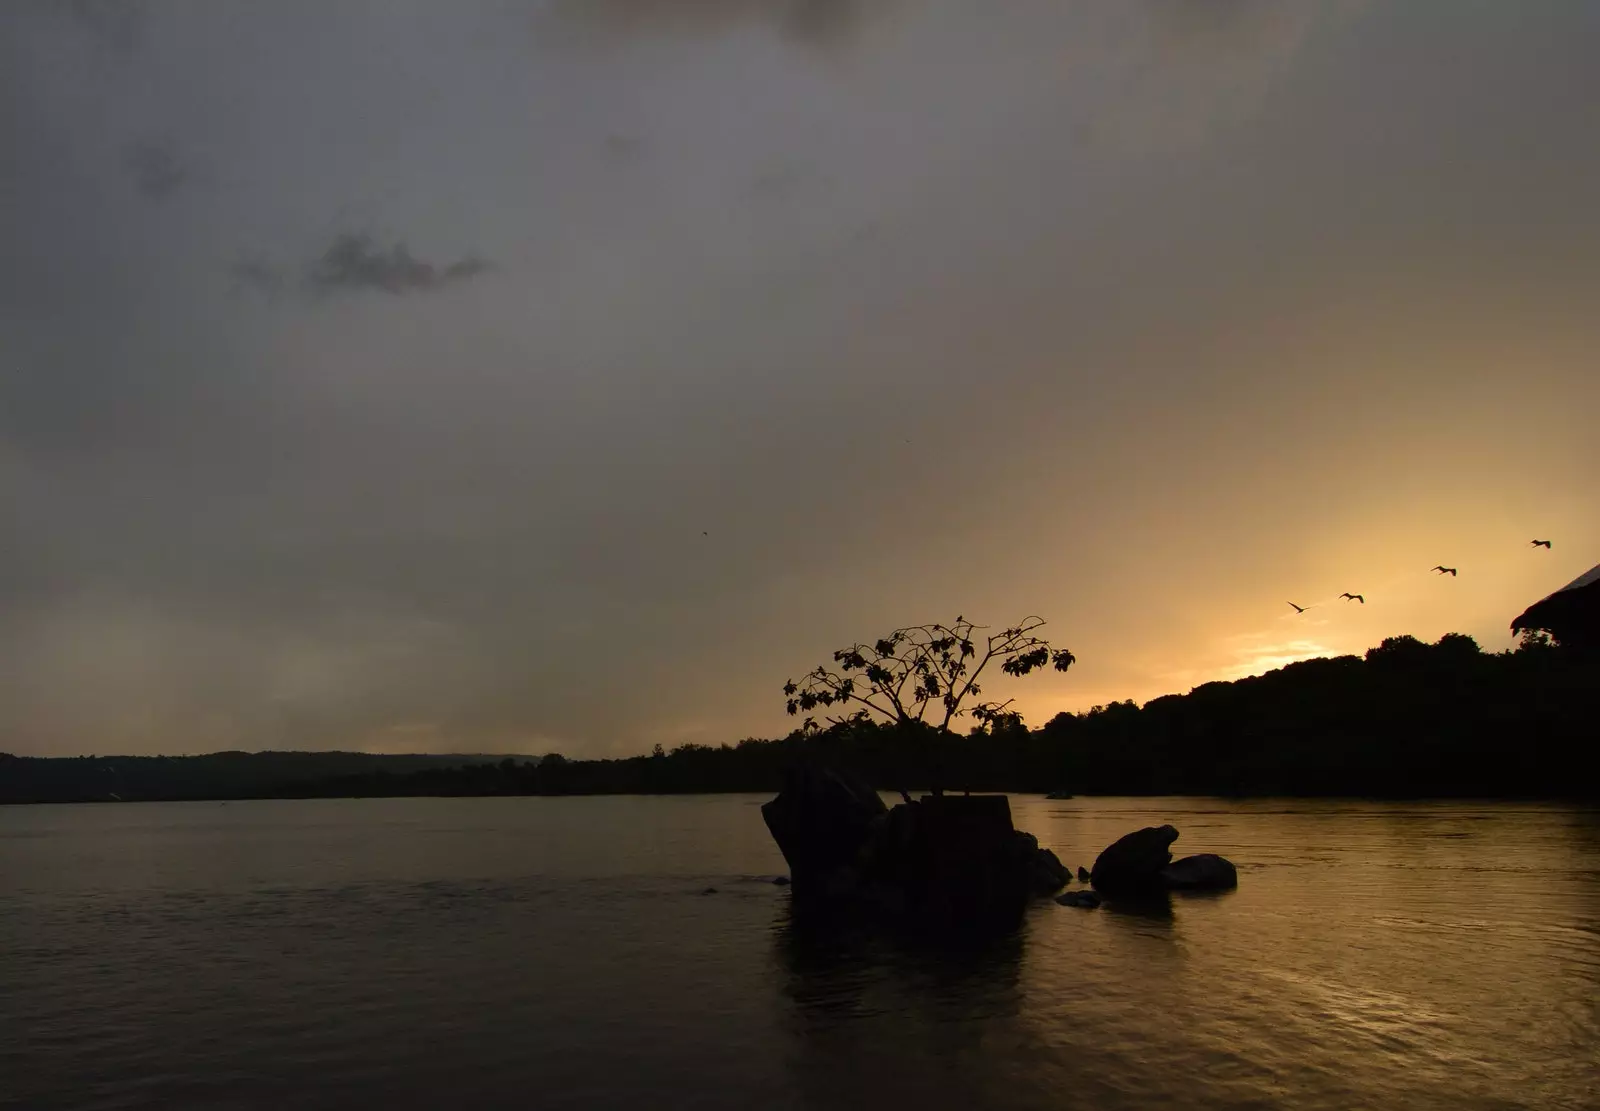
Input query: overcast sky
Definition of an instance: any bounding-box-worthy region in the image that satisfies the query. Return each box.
[3,0,1597,757]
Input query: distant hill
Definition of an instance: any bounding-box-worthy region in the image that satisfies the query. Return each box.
[0,751,533,804]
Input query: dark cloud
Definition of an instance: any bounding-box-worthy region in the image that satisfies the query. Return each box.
[545,0,873,49]
[228,236,490,301]
[306,235,490,296]
[228,235,483,300]
[121,138,187,200]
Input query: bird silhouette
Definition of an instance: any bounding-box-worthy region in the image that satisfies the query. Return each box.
[1287,602,1307,613]
[1432,566,1458,576]
[1530,539,1552,548]
[1339,593,1365,603]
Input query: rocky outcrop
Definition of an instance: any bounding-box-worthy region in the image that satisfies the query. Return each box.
[761,761,1071,930]
[1088,827,1239,895]
[1089,824,1180,893]
[763,769,1238,928]
[1161,853,1238,891]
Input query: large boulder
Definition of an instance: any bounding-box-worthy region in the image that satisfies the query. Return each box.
[1089,824,1180,893]
[1161,853,1238,891]
[911,794,1032,927]
[760,759,886,896]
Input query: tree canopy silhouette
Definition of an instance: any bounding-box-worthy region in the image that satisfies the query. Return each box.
[782,615,1074,736]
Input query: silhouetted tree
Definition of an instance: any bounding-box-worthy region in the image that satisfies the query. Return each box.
[1367,634,1430,665]
[783,615,1074,796]
[1434,632,1482,661]
[1518,628,1555,652]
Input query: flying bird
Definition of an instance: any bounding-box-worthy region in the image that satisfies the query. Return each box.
[1339,593,1364,603]
[1432,566,1458,576]
[1287,602,1307,613]
[1530,539,1552,548]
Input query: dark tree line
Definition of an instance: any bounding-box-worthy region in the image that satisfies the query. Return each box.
[3,633,1595,804]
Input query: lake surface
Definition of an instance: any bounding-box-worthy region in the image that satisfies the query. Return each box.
[3,796,1597,1110]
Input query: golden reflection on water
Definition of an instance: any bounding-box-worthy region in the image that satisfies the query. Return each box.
[1004,797,1599,1109]
[3,796,1596,1110]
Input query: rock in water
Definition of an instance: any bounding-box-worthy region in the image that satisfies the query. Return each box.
[1090,824,1180,893]
[761,759,1070,931]
[760,759,886,896]
[1161,853,1238,891]
[772,875,791,886]
[1077,866,1091,883]
[914,794,1032,927]
[1029,847,1071,894]
[1056,890,1101,909]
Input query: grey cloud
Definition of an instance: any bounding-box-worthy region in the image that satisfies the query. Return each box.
[121,138,187,199]
[66,0,145,50]
[1061,0,1362,152]
[1140,0,1360,67]
[231,236,491,300]
[748,163,812,201]
[1144,0,1304,43]
[603,133,647,160]
[545,0,873,49]
[309,235,489,295]
[228,258,286,299]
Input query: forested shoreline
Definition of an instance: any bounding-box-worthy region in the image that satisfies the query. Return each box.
[3,635,1594,804]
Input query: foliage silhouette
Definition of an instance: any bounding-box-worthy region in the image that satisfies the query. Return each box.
[783,615,1073,798]
[784,615,1074,735]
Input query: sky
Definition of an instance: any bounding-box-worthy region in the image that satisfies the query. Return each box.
[3,0,1597,758]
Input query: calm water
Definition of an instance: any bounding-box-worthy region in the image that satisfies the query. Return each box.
[2,796,1597,1110]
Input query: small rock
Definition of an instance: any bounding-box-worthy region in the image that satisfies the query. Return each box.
[1055,890,1101,909]
[1161,853,1238,891]
[772,875,791,886]
[701,887,718,895]
[1077,866,1091,883]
